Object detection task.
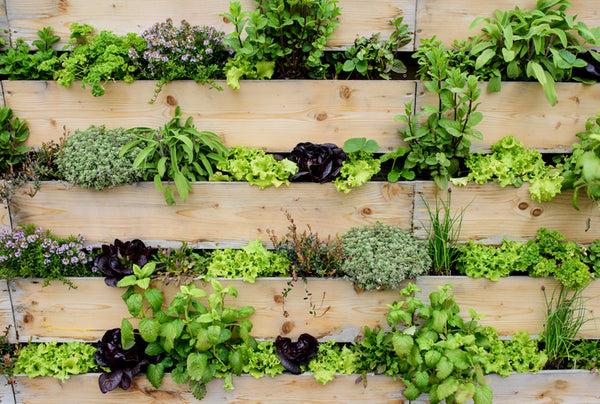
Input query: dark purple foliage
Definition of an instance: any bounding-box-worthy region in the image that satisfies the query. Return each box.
[94,328,155,393]
[94,239,153,287]
[275,333,319,374]
[289,142,347,183]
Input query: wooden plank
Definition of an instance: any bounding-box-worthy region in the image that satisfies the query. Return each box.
[416,0,600,47]
[0,2,9,48]
[3,80,415,153]
[13,373,408,404]
[5,0,415,50]
[412,371,600,404]
[8,181,414,248]
[0,381,15,404]
[0,280,17,343]
[10,278,404,343]
[1,199,9,231]
[414,182,600,245]
[416,81,600,153]
[415,277,600,338]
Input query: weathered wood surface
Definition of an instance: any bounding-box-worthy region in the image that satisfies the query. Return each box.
[415,0,600,47]
[10,278,403,343]
[411,370,600,404]
[3,80,415,153]
[0,3,9,49]
[1,199,9,231]
[12,373,408,404]
[8,181,414,248]
[414,182,600,245]
[4,0,416,50]
[416,277,600,338]
[0,280,17,344]
[416,81,600,153]
[0,381,14,404]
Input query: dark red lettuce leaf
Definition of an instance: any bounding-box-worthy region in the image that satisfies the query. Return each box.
[275,333,319,374]
[94,239,153,287]
[289,142,347,183]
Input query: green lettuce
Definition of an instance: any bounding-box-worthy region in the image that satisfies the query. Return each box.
[306,340,357,384]
[334,150,381,193]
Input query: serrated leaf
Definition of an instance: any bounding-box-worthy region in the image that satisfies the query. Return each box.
[139,318,160,343]
[473,384,493,404]
[145,288,164,312]
[126,293,143,317]
[146,363,164,389]
[189,380,207,400]
[436,356,454,379]
[187,352,208,381]
[392,334,414,357]
[437,376,459,401]
[121,318,135,350]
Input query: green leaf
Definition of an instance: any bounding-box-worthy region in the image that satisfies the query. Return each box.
[173,170,190,202]
[145,288,164,312]
[164,186,176,205]
[455,382,476,403]
[229,350,243,376]
[139,318,160,343]
[437,376,459,401]
[171,366,188,384]
[126,293,143,317]
[237,306,255,318]
[473,384,493,404]
[187,352,208,381]
[436,356,454,379]
[146,363,164,389]
[475,49,495,70]
[467,111,484,127]
[189,380,207,400]
[121,318,135,350]
[207,325,222,345]
[116,275,137,288]
[392,334,414,357]
[136,277,151,290]
[195,328,213,352]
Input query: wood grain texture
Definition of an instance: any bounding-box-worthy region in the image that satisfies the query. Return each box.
[416,81,600,153]
[0,280,17,344]
[0,2,9,48]
[0,381,15,404]
[5,0,415,50]
[12,373,408,404]
[414,182,600,245]
[3,80,415,153]
[416,0,600,46]
[8,181,414,248]
[1,199,10,231]
[10,278,403,343]
[412,370,600,404]
[416,277,600,338]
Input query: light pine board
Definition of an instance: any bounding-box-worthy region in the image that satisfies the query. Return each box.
[0,280,17,344]
[1,199,9,231]
[5,0,416,50]
[0,381,14,404]
[416,277,600,338]
[10,278,403,343]
[8,181,414,248]
[416,0,600,46]
[12,374,408,404]
[3,80,415,153]
[411,370,600,404]
[414,182,600,245]
[0,2,9,48]
[416,81,600,153]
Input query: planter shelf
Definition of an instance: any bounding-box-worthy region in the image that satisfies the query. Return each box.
[7,370,600,404]
[4,277,600,344]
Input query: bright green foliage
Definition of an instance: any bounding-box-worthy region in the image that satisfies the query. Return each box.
[118,266,257,398]
[0,27,59,80]
[329,17,410,79]
[120,106,229,205]
[40,23,146,97]
[352,326,401,377]
[238,340,285,378]
[583,238,600,277]
[484,331,547,376]
[221,0,341,89]
[0,107,29,173]
[212,145,298,189]
[386,284,496,404]
[457,228,592,289]
[453,135,563,202]
[334,150,381,193]
[14,341,98,381]
[306,339,357,384]
[206,239,290,282]
[436,0,600,105]
[341,222,431,290]
[559,109,600,210]
[398,46,483,188]
[153,243,211,284]
[56,126,143,190]
[563,339,600,369]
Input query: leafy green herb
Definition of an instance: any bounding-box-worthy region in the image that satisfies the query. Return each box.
[334,138,381,193]
[120,106,229,205]
[14,341,98,381]
[341,222,431,290]
[484,331,547,376]
[306,339,357,384]
[0,107,29,174]
[212,145,297,189]
[154,242,210,285]
[0,27,60,80]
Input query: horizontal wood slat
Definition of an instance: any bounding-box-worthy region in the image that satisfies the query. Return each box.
[1,199,10,230]
[0,280,17,343]
[0,381,14,404]
[12,371,600,404]
[10,278,403,343]
[8,181,414,248]
[416,81,600,153]
[3,80,415,153]
[4,0,416,50]
[414,182,600,245]
[12,373,409,404]
[416,0,600,47]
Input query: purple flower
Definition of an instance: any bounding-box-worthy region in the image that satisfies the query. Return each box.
[71,257,79,264]
[62,258,69,265]
[43,259,51,265]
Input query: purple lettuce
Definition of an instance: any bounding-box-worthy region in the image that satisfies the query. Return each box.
[275,333,319,374]
[94,239,153,287]
[289,142,347,183]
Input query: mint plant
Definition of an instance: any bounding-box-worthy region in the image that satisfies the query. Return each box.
[0,27,60,80]
[120,106,229,205]
[118,262,256,399]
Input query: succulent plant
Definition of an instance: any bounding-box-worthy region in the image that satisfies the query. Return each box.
[275,333,319,374]
[94,328,156,393]
[94,239,153,287]
[289,142,347,183]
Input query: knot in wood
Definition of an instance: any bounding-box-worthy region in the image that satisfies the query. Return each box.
[361,207,372,215]
[339,86,352,100]
[518,202,529,210]
[166,95,178,106]
[273,294,284,304]
[315,111,328,121]
[281,321,294,334]
[532,207,543,217]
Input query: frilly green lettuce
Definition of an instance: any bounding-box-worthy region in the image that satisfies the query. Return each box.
[334,150,381,193]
